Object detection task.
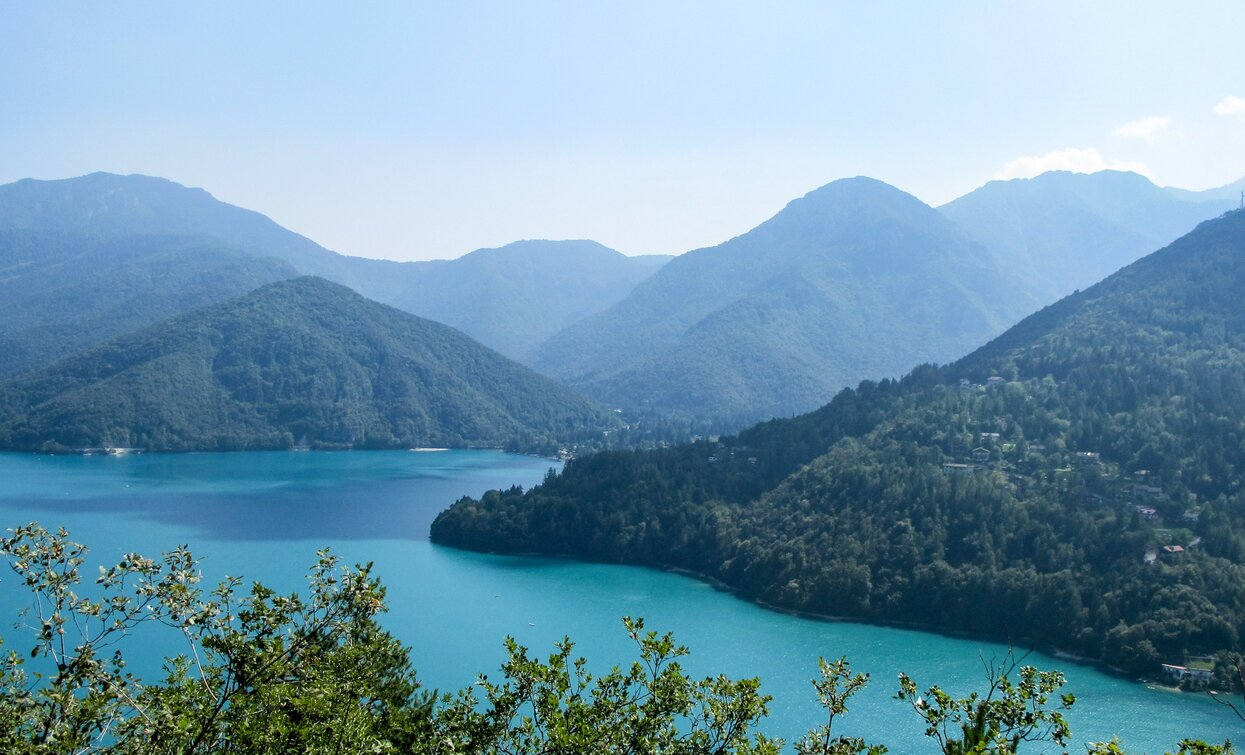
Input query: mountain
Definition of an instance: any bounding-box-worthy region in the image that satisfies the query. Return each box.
[0,277,611,453]
[0,230,297,380]
[531,177,1038,426]
[0,174,668,359]
[0,172,370,280]
[940,170,1235,301]
[390,240,670,361]
[433,209,1245,677]
[1166,174,1245,204]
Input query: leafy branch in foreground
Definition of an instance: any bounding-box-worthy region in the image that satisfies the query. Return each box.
[795,657,886,755]
[426,616,778,754]
[1,522,430,753]
[0,522,1239,753]
[896,650,1074,754]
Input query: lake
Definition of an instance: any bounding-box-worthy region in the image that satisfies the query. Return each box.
[0,450,1236,752]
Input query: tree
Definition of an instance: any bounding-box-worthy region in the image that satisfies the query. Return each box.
[425,616,779,754]
[795,657,887,755]
[0,522,431,753]
[895,649,1074,754]
[2,522,1239,753]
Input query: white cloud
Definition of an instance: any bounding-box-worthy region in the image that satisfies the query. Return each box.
[1113,115,1172,142]
[993,148,1150,181]
[1213,95,1245,121]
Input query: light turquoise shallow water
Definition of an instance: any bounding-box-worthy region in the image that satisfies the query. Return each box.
[0,450,1236,752]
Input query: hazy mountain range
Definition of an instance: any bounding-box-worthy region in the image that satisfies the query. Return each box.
[531,171,1235,425]
[941,169,1239,300]
[0,173,667,361]
[0,230,294,380]
[531,177,1039,424]
[0,168,1237,441]
[389,239,667,360]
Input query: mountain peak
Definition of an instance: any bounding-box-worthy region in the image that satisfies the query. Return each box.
[940,167,1237,300]
[532,174,1031,425]
[466,239,619,261]
[786,175,925,212]
[745,176,946,245]
[1021,168,1153,186]
[951,170,1167,208]
[14,172,215,200]
[0,171,340,272]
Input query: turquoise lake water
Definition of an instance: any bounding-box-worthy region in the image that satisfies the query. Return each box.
[0,450,1236,752]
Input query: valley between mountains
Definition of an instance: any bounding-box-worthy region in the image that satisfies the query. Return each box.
[2,168,1243,686]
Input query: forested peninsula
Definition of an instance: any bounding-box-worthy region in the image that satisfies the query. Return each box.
[433,209,1245,679]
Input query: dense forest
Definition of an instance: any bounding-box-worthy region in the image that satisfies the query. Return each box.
[0,277,613,455]
[434,209,1245,679]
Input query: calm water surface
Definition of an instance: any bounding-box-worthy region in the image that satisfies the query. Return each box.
[0,451,1235,752]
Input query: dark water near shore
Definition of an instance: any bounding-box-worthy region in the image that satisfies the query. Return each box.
[0,450,1235,752]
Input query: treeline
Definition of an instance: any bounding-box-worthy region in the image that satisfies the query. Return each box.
[432,210,1245,679]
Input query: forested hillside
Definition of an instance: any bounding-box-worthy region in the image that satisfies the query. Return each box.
[434,208,1245,677]
[0,277,612,453]
[532,177,1037,427]
[0,230,296,379]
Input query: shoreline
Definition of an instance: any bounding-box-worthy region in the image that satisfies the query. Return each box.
[452,545,1161,687]
[658,564,1134,678]
[8,445,566,462]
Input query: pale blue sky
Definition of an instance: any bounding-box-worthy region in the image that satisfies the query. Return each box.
[4,2,1244,260]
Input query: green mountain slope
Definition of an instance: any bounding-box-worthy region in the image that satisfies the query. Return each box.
[0,277,611,453]
[0,230,297,380]
[940,170,1235,301]
[433,208,1245,677]
[531,177,1038,425]
[0,174,667,360]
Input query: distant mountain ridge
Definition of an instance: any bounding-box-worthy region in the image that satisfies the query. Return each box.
[0,173,668,361]
[0,277,612,453]
[940,170,1236,300]
[1165,174,1245,203]
[3,168,1237,434]
[0,229,296,380]
[0,172,351,275]
[532,176,1038,425]
[391,239,667,360]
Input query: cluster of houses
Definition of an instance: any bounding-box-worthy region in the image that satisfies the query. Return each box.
[956,376,1009,393]
[938,422,1204,565]
[940,429,1011,475]
[75,446,143,456]
[704,448,758,466]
